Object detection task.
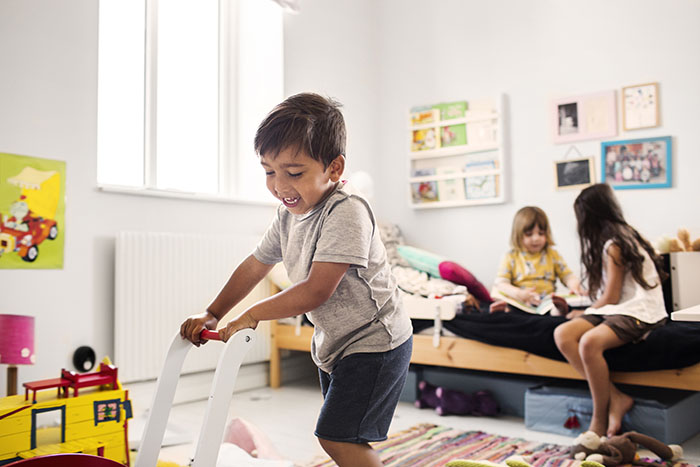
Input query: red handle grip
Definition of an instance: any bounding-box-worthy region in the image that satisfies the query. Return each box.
[200,329,221,341]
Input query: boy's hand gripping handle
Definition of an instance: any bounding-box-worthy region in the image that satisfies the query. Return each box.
[200,329,221,341]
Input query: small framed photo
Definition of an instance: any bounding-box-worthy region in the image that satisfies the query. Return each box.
[554,158,595,191]
[601,136,671,189]
[622,82,660,131]
[551,90,617,144]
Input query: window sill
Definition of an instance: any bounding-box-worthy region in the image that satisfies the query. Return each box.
[97,184,278,207]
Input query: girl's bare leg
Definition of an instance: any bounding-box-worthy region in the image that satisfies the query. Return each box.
[554,319,608,434]
[578,325,631,436]
[607,382,634,436]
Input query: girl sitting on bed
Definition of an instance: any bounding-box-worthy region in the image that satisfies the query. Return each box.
[554,183,668,437]
[490,206,584,315]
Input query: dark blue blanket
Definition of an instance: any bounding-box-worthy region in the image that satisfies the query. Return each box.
[411,311,700,372]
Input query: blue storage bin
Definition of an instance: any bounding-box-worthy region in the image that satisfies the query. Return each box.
[525,382,700,443]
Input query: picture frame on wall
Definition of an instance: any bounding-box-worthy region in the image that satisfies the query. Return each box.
[551,90,617,144]
[554,158,595,191]
[601,136,671,189]
[622,82,660,131]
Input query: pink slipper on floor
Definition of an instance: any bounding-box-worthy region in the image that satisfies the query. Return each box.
[222,417,285,460]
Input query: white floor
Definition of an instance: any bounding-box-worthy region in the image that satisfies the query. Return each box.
[140,376,700,467]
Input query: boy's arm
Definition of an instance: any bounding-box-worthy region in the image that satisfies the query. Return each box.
[218,261,349,342]
[589,243,623,309]
[180,254,273,345]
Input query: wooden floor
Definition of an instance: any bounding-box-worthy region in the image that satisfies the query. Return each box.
[133,375,700,467]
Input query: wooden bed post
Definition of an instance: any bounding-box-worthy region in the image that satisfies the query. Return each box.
[270,320,282,388]
[269,282,282,389]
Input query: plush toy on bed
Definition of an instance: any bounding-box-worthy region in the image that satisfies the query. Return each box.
[415,380,499,416]
[570,430,683,467]
[656,227,700,253]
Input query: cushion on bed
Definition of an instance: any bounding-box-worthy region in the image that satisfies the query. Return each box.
[397,246,491,303]
[397,245,444,278]
[438,261,492,303]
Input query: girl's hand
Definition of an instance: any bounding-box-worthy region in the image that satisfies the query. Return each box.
[180,311,219,346]
[219,311,259,342]
[518,287,540,306]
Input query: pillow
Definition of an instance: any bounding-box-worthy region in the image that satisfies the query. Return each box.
[396,245,492,303]
[396,245,444,278]
[439,261,492,304]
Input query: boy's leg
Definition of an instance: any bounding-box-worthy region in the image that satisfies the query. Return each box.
[317,439,382,467]
[315,338,412,467]
[578,324,629,436]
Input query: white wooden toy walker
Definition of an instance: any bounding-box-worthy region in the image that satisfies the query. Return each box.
[135,329,256,467]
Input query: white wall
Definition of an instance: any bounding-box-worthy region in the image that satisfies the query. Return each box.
[286,0,700,288]
[0,1,276,390]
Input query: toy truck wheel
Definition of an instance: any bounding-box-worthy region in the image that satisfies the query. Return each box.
[22,245,38,262]
[49,225,58,240]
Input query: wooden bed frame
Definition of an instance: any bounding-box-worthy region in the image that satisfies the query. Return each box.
[269,320,700,391]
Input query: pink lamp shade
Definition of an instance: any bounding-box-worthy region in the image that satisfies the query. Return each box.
[0,314,35,365]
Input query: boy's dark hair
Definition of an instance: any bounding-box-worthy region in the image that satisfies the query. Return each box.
[574,183,667,298]
[510,206,554,251]
[254,92,346,168]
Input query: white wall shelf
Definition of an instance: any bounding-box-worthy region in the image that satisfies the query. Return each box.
[408,95,506,208]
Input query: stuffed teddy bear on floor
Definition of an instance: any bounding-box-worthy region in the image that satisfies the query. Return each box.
[415,380,499,416]
[570,430,683,467]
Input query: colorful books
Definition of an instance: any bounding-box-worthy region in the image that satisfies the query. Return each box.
[492,289,593,314]
[492,289,557,315]
[432,101,468,120]
[464,160,497,199]
[440,123,467,147]
[410,108,439,126]
[411,128,439,152]
[436,166,466,202]
[410,168,439,203]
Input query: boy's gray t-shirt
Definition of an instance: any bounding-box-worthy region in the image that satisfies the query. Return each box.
[253,182,412,373]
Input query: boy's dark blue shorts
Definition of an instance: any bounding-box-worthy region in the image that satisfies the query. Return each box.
[315,336,413,444]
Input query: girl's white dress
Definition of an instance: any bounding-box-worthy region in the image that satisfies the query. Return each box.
[585,238,667,324]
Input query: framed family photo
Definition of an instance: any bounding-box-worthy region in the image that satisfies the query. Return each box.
[554,158,595,191]
[601,136,671,189]
[622,82,660,131]
[551,90,617,144]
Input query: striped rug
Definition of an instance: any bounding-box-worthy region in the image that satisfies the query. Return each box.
[310,424,696,467]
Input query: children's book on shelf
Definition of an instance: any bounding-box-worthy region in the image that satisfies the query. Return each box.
[492,289,557,315]
[435,166,466,202]
[432,101,468,120]
[410,108,439,126]
[464,160,497,199]
[411,128,439,152]
[411,168,439,203]
[440,123,467,147]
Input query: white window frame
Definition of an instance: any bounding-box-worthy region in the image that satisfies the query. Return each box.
[97,0,283,205]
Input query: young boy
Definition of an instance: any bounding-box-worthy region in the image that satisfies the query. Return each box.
[180,92,413,466]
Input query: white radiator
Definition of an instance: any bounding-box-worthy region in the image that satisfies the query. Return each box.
[115,231,272,383]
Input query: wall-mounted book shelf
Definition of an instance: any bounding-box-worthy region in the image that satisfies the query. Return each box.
[408,95,506,209]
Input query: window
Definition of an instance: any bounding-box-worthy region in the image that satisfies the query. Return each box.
[97,0,283,202]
